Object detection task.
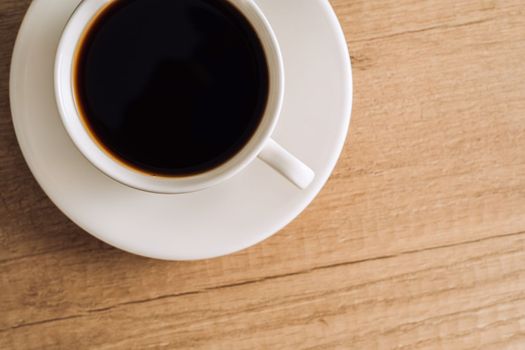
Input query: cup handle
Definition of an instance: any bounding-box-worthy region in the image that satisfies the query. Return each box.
[258,139,315,189]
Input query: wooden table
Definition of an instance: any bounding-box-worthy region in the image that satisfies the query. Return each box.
[1,0,525,348]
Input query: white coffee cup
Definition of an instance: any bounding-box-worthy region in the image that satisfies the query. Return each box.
[55,0,315,194]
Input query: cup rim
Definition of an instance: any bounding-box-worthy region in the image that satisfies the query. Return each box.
[55,0,284,194]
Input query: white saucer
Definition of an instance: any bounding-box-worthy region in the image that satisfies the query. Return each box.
[10,0,353,260]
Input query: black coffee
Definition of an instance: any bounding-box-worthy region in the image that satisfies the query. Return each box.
[74,0,269,176]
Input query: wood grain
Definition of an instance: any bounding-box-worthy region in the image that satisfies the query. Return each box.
[1,0,525,349]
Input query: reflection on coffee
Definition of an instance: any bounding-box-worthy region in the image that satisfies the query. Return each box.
[74,0,269,176]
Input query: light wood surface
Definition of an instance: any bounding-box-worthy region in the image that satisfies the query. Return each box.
[1,0,525,348]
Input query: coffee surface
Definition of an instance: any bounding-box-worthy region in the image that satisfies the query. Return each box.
[75,0,269,176]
